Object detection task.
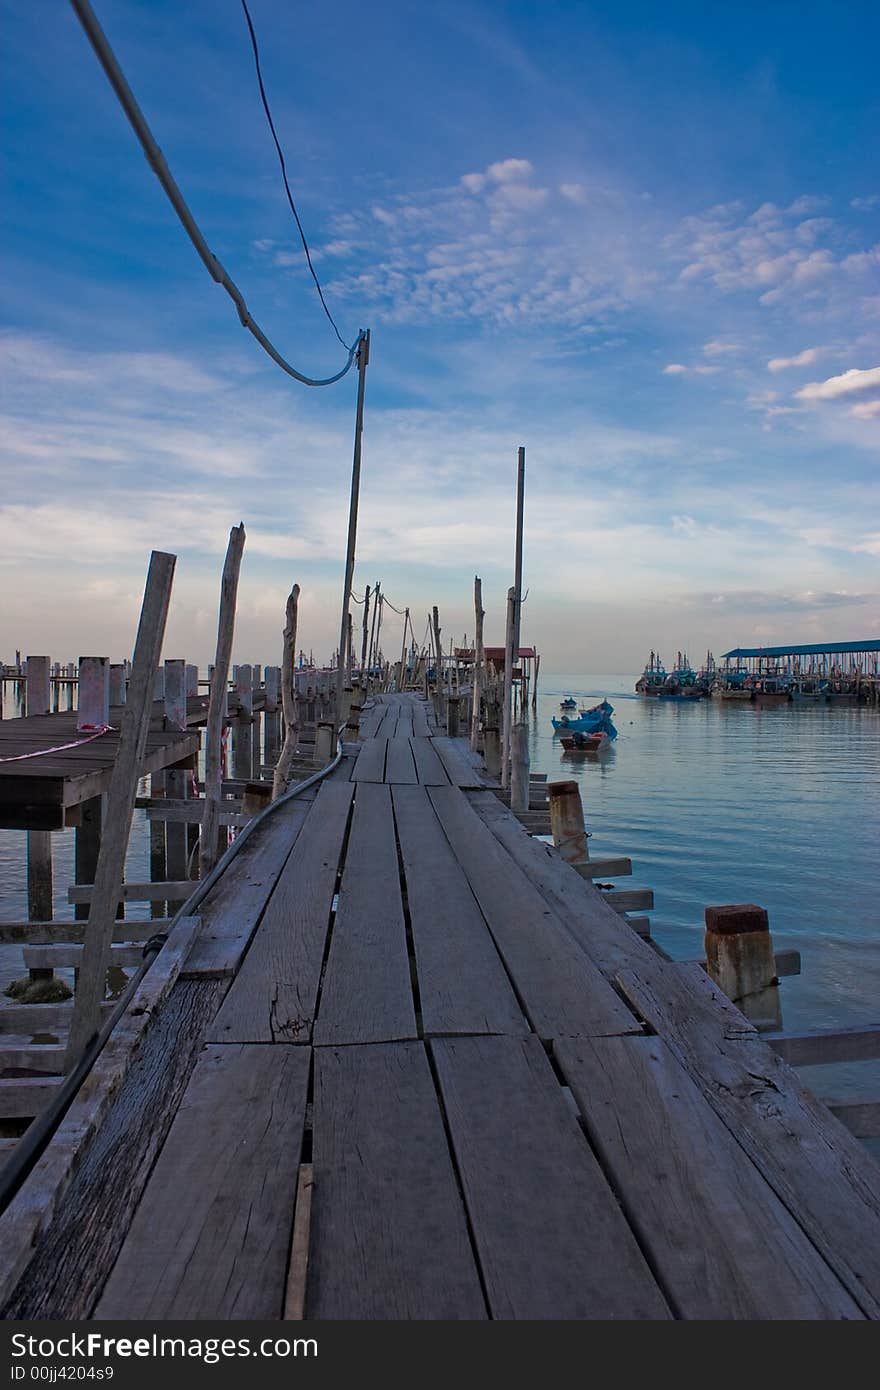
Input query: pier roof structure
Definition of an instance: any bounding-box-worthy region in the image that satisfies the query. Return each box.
[722,640,880,659]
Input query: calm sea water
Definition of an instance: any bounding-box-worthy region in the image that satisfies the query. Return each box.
[534,673,880,1117]
[1,672,878,1116]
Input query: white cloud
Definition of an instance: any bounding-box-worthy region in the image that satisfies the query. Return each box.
[796,366,880,401]
[461,172,486,194]
[768,347,822,371]
[702,339,742,356]
[486,158,534,184]
[663,363,718,376]
[850,399,880,420]
[560,183,588,205]
[851,195,880,212]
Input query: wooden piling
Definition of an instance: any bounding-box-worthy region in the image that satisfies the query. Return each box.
[109,663,126,706]
[272,585,301,799]
[483,725,501,778]
[501,587,516,788]
[446,694,460,738]
[704,904,782,1029]
[200,523,245,878]
[471,577,485,750]
[548,780,590,866]
[510,722,530,813]
[77,657,109,731]
[314,721,335,768]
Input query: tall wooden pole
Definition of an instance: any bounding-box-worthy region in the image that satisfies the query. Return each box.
[335,330,370,728]
[361,584,371,676]
[272,584,300,799]
[66,551,176,1064]
[471,576,484,750]
[200,524,245,877]
[501,586,516,788]
[397,608,410,691]
[513,446,525,651]
[432,605,442,717]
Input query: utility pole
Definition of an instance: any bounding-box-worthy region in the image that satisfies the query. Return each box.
[335,330,370,726]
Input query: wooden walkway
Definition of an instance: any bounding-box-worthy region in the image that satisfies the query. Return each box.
[1,693,878,1319]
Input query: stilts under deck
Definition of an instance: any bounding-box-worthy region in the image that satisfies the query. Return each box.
[1,693,879,1320]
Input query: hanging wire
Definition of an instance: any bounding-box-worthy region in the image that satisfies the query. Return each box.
[240,0,352,352]
[382,595,407,616]
[69,0,362,388]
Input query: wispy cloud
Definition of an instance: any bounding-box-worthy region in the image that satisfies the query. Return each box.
[768,347,823,371]
[796,365,880,401]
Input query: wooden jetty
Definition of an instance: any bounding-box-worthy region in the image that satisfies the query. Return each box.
[0,692,878,1320]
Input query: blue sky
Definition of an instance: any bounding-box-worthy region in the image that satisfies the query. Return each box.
[2,0,878,671]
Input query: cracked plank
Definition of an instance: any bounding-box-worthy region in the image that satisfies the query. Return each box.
[208,781,354,1044]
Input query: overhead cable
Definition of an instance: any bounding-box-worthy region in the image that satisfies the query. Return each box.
[240,0,352,352]
[69,0,362,388]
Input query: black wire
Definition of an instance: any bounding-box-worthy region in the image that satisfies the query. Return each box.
[240,0,351,351]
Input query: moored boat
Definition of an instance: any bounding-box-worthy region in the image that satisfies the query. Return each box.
[561,730,611,752]
[635,651,667,695]
[552,699,618,739]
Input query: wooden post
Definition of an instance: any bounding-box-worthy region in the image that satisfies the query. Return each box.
[66,550,176,1064]
[109,663,126,706]
[501,586,516,788]
[361,584,371,675]
[483,725,501,779]
[470,577,484,750]
[532,651,540,711]
[398,608,409,692]
[200,523,245,878]
[704,904,782,1029]
[163,659,187,731]
[446,694,460,737]
[264,665,280,713]
[548,780,590,866]
[314,720,335,767]
[235,663,253,719]
[513,445,525,656]
[25,656,51,718]
[367,582,381,679]
[77,657,109,731]
[335,331,370,727]
[432,605,442,718]
[272,584,300,799]
[185,663,199,697]
[510,721,530,813]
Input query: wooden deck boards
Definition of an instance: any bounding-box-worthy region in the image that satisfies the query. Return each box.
[5,692,880,1322]
[308,1043,486,1319]
[431,1036,670,1320]
[95,1044,309,1320]
[313,783,416,1046]
[392,785,527,1037]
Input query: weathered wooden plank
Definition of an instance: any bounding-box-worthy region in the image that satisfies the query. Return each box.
[181,791,317,978]
[0,920,170,945]
[68,881,192,904]
[208,781,353,1043]
[556,1035,862,1320]
[409,735,450,785]
[392,786,527,1037]
[431,1035,670,1319]
[383,737,417,785]
[467,788,654,980]
[615,960,880,1318]
[0,1002,114,1035]
[427,786,639,1039]
[95,1044,309,1319]
[395,707,415,739]
[0,1076,64,1119]
[0,1044,66,1074]
[350,737,387,783]
[22,943,143,970]
[767,1024,880,1067]
[431,736,486,787]
[314,784,416,1045]
[308,1042,486,1319]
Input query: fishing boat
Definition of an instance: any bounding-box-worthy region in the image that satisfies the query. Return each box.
[559,696,577,709]
[658,689,703,701]
[552,699,617,739]
[635,651,667,696]
[561,730,610,753]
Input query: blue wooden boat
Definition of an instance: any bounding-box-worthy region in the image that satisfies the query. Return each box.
[559,697,577,709]
[552,699,617,739]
